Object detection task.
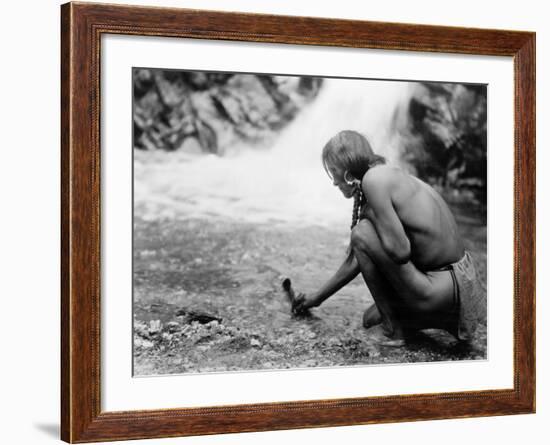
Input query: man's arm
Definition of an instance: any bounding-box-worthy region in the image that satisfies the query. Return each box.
[362,171,411,264]
[294,249,360,312]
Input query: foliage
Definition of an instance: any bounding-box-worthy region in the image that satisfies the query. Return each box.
[403,83,487,203]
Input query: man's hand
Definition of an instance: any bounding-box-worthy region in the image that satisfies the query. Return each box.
[292,293,320,315]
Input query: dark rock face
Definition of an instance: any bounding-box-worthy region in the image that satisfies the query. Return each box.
[403,83,487,203]
[133,69,323,154]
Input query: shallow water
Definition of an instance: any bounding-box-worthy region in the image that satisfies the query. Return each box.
[133,214,487,376]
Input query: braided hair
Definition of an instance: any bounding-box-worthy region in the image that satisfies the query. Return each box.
[321,130,386,230]
[350,184,365,230]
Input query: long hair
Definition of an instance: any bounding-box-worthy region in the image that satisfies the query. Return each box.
[321,130,385,182]
[322,130,386,229]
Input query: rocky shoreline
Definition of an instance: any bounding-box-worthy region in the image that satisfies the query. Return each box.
[133,216,487,376]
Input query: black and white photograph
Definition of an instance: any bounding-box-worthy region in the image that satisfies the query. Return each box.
[132,68,488,376]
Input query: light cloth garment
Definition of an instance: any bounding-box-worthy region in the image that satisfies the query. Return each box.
[442,251,486,341]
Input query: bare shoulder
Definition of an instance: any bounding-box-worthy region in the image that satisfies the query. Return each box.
[361,165,411,194]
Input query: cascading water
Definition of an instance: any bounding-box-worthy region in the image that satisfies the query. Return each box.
[134,78,416,227]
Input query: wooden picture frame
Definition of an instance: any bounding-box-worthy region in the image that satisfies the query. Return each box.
[61,1,535,442]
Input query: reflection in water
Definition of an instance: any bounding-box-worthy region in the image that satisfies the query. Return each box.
[134,78,415,227]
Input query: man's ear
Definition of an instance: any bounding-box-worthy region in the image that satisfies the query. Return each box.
[344,170,355,186]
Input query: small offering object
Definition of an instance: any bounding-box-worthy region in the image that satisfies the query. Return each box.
[282,278,308,316]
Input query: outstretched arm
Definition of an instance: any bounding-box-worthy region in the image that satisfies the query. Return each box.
[294,248,360,312]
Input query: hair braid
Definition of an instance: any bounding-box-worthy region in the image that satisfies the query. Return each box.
[350,185,364,230]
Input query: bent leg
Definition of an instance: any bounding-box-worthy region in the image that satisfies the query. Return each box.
[351,241,406,338]
[351,219,455,331]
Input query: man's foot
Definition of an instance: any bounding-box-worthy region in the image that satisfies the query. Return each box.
[362,303,382,328]
[378,338,407,347]
[362,324,407,347]
[363,304,396,336]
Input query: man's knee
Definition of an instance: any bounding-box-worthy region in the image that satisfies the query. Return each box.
[350,219,379,254]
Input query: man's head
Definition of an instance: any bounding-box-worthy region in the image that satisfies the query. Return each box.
[321,130,385,198]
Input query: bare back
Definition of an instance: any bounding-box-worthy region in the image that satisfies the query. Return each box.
[363,165,464,270]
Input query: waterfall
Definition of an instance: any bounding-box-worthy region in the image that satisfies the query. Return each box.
[134,78,415,227]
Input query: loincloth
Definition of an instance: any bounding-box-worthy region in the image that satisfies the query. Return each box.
[438,251,486,341]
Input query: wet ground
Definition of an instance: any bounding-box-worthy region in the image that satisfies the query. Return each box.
[133,206,487,376]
